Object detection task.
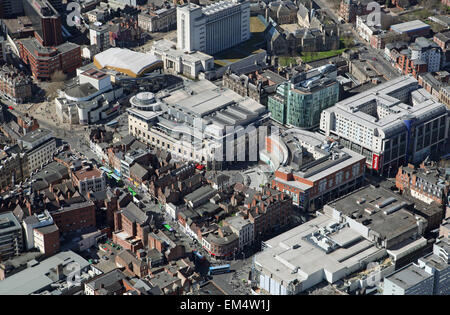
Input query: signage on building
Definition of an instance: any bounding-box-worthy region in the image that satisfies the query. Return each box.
[372,154,380,170]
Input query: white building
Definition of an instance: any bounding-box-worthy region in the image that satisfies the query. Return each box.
[22,210,54,250]
[176,0,250,55]
[320,75,449,175]
[18,128,57,173]
[150,39,214,79]
[409,37,442,73]
[225,215,254,250]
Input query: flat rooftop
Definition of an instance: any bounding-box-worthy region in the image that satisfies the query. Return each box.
[385,263,432,290]
[19,128,52,144]
[391,20,430,34]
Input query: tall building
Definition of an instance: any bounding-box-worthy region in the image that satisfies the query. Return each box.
[320,76,449,175]
[0,212,23,261]
[177,0,250,55]
[268,64,339,129]
[89,23,111,52]
[23,0,63,47]
[18,0,81,80]
[0,0,24,18]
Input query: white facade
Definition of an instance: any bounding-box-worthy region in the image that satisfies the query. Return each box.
[150,39,214,78]
[320,76,449,174]
[177,0,250,55]
[226,215,254,250]
[22,211,54,250]
[18,129,57,173]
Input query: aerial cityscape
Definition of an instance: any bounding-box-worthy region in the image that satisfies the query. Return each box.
[0,0,448,300]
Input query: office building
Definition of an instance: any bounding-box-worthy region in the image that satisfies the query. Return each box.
[22,210,54,250]
[0,64,33,104]
[18,128,56,173]
[384,237,449,295]
[71,165,106,195]
[89,23,111,52]
[260,128,365,211]
[268,64,339,129]
[0,145,29,191]
[127,79,268,166]
[0,212,23,261]
[138,4,177,33]
[320,76,449,174]
[176,0,250,55]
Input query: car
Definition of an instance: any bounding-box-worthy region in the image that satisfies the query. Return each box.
[102,255,109,260]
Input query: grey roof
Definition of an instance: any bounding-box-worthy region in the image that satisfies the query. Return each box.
[122,202,148,225]
[184,186,217,204]
[85,269,126,291]
[130,163,149,179]
[35,224,59,235]
[0,212,22,234]
[0,250,89,295]
[385,264,432,289]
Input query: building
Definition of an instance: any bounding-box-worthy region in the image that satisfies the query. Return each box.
[0,145,29,191]
[33,224,60,257]
[115,250,148,278]
[22,210,53,250]
[395,37,442,78]
[396,163,449,207]
[384,237,449,295]
[176,1,250,55]
[71,165,107,195]
[18,128,56,173]
[440,86,450,110]
[89,23,111,52]
[0,250,91,295]
[338,0,371,23]
[355,12,398,44]
[390,20,430,38]
[0,64,33,103]
[50,201,96,235]
[55,67,123,125]
[150,39,214,79]
[201,225,239,258]
[17,38,81,81]
[0,0,24,18]
[265,0,297,25]
[418,71,449,100]
[268,64,339,129]
[93,47,163,78]
[224,215,254,250]
[23,0,63,47]
[127,79,268,167]
[261,128,366,211]
[0,212,23,261]
[222,67,287,106]
[138,3,177,33]
[320,76,449,174]
[113,202,150,253]
[84,269,127,295]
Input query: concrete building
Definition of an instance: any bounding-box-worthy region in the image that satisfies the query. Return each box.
[18,128,56,173]
[22,210,54,250]
[127,79,268,167]
[0,250,92,295]
[320,76,449,175]
[150,39,214,79]
[268,64,339,129]
[0,212,23,261]
[224,215,254,250]
[176,1,250,55]
[261,128,365,211]
[89,23,111,52]
[390,20,430,37]
[138,4,177,32]
[84,269,126,295]
[384,237,449,295]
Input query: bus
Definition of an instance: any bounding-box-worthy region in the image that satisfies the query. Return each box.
[163,223,174,232]
[110,173,121,183]
[208,264,230,276]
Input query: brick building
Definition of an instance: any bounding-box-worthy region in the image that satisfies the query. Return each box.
[50,201,96,234]
[33,224,60,257]
[115,249,148,278]
[148,230,185,261]
[0,64,33,103]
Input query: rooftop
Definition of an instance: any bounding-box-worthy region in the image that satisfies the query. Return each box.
[391,20,430,34]
[385,263,432,290]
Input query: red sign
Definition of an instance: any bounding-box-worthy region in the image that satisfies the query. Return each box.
[372,154,380,170]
